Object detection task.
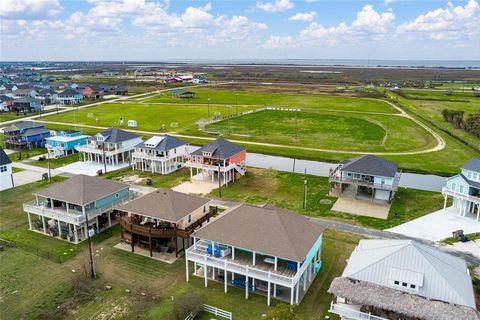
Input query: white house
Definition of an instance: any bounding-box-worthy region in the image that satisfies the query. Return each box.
[75,128,142,167]
[131,135,189,175]
[442,158,480,221]
[0,148,14,191]
[328,239,479,320]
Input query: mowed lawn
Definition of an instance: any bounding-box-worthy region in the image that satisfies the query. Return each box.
[207,110,436,152]
[132,88,398,113]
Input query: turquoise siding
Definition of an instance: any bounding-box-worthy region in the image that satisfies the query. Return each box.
[304,233,323,264]
[94,188,129,209]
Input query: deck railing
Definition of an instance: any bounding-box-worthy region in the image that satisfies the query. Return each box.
[329,302,388,320]
[186,243,296,287]
[328,174,401,191]
[442,187,480,203]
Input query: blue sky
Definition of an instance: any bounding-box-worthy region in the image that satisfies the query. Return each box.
[0,0,479,61]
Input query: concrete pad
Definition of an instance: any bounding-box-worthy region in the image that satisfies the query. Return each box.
[114,242,180,264]
[386,207,480,242]
[56,161,130,176]
[12,170,44,187]
[3,149,16,155]
[172,179,218,196]
[331,197,390,219]
[446,240,480,259]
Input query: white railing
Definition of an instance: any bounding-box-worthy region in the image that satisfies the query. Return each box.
[185,304,232,320]
[75,144,134,155]
[329,303,388,320]
[186,247,295,287]
[442,187,480,203]
[328,174,400,191]
[185,161,238,173]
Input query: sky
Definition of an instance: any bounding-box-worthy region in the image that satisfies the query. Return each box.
[0,0,479,61]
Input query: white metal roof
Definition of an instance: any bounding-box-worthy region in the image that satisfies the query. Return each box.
[342,240,476,309]
[45,135,87,142]
[144,136,164,148]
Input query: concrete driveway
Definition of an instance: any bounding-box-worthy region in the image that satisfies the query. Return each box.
[331,198,390,219]
[386,207,480,242]
[57,161,130,176]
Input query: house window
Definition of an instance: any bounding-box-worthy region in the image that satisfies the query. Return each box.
[394,280,399,285]
[410,284,416,289]
[115,193,119,198]
[459,185,464,193]
[203,206,206,213]
[474,173,478,180]
[381,178,386,184]
[402,282,407,287]
[347,173,352,177]
[174,148,176,154]
[187,214,192,224]
[451,183,456,191]
[467,171,472,178]
[0,165,6,173]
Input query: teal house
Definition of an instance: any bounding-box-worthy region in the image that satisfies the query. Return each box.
[45,130,88,158]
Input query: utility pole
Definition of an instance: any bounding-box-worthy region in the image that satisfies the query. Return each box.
[218,149,222,198]
[227,105,231,136]
[207,98,211,119]
[235,94,238,114]
[84,210,96,279]
[303,168,308,210]
[102,143,107,174]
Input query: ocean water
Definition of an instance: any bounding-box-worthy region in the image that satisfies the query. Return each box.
[166,59,480,68]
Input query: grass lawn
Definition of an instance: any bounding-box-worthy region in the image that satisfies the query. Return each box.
[28,152,83,169]
[210,168,444,230]
[134,88,397,114]
[7,147,47,162]
[103,167,191,189]
[207,109,435,152]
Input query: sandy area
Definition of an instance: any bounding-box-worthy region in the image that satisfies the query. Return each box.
[332,198,390,219]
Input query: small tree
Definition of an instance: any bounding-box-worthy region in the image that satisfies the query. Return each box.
[445,88,454,96]
[173,292,206,320]
[263,303,302,320]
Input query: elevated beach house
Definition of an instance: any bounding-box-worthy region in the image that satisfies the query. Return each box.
[115,188,215,259]
[442,158,480,221]
[185,138,246,185]
[75,128,142,167]
[328,239,478,320]
[23,175,132,243]
[3,121,51,150]
[45,130,88,158]
[131,135,189,175]
[57,88,83,104]
[0,148,14,191]
[185,204,324,306]
[328,155,401,203]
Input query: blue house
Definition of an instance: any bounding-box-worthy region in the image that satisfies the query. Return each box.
[23,175,132,244]
[3,121,51,149]
[442,158,480,221]
[45,130,88,158]
[329,155,401,203]
[57,88,83,104]
[12,97,42,113]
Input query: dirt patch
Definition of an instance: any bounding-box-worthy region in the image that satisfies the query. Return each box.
[119,174,146,184]
[319,199,332,205]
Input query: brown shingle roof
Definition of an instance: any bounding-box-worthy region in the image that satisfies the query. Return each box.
[116,188,210,223]
[34,174,128,205]
[193,204,324,262]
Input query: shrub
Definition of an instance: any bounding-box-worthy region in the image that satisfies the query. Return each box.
[173,292,206,320]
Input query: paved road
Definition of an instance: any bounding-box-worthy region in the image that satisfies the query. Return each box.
[11,162,74,187]
[207,199,479,266]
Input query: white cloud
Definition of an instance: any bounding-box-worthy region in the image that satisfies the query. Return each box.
[397,0,480,40]
[351,5,395,33]
[289,11,317,22]
[264,35,296,48]
[256,0,294,13]
[0,0,62,20]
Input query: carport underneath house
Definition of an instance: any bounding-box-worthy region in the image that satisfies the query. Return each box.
[185,204,324,306]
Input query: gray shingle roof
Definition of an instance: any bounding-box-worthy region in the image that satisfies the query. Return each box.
[340,155,398,178]
[0,148,11,166]
[462,158,480,172]
[21,128,50,137]
[3,121,43,132]
[97,128,140,143]
[58,88,81,97]
[135,135,187,151]
[193,204,324,262]
[34,174,129,205]
[191,138,245,160]
[14,96,39,103]
[116,188,210,223]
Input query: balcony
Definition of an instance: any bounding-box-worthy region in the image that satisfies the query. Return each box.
[329,303,388,320]
[132,151,172,161]
[329,172,401,191]
[76,144,132,155]
[186,239,306,288]
[442,187,480,203]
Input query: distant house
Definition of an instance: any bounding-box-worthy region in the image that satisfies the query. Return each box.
[3,84,18,91]
[45,130,88,158]
[186,204,324,305]
[75,128,142,168]
[13,88,38,99]
[37,89,58,105]
[0,95,14,111]
[442,158,480,221]
[12,97,42,113]
[3,121,50,149]
[116,188,215,258]
[132,135,189,175]
[328,155,401,203]
[0,148,14,191]
[57,88,83,104]
[114,85,128,95]
[185,138,246,185]
[328,239,479,320]
[82,85,104,100]
[23,175,132,244]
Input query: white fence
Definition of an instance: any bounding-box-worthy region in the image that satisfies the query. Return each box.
[185,304,232,320]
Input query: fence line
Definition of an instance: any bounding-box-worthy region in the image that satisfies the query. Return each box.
[185,304,232,320]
